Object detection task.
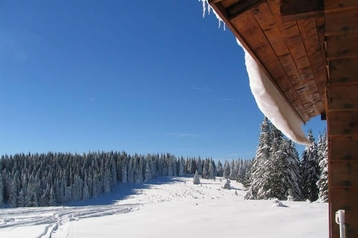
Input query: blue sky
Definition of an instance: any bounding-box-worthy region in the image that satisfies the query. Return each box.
[0,0,326,160]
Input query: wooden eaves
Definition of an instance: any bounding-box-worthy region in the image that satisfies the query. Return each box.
[207,0,358,238]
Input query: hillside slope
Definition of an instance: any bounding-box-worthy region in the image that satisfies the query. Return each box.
[0,176,328,238]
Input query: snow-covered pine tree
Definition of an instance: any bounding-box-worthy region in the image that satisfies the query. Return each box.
[317,130,328,202]
[254,126,284,200]
[127,157,134,183]
[193,171,200,185]
[48,187,56,206]
[300,129,320,202]
[245,117,272,199]
[202,159,208,178]
[145,159,152,182]
[246,118,301,200]
[103,168,111,193]
[216,160,223,177]
[110,157,117,188]
[196,158,203,176]
[229,160,238,180]
[82,180,90,201]
[207,160,215,179]
[72,175,84,201]
[9,171,19,207]
[122,161,128,183]
[150,156,158,179]
[223,160,230,179]
[178,157,185,177]
[0,164,3,207]
[16,188,25,207]
[223,179,231,189]
[258,138,301,200]
[134,156,144,182]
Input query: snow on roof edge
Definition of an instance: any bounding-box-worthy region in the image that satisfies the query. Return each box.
[237,39,311,146]
[200,0,310,146]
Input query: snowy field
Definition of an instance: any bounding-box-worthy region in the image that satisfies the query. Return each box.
[0,176,328,238]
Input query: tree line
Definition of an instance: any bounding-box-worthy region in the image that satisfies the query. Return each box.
[0,152,251,207]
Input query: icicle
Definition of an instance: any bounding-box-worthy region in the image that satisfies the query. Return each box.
[201,0,207,18]
[199,0,225,29]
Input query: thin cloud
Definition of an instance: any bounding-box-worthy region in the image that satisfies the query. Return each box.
[124,92,143,97]
[191,87,214,92]
[220,98,240,102]
[164,133,200,137]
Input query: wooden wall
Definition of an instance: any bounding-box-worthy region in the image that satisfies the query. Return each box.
[326,1,358,237]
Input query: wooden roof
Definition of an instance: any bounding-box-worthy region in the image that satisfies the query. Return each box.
[209,0,327,123]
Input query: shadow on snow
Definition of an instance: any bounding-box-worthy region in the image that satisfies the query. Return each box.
[65,176,184,207]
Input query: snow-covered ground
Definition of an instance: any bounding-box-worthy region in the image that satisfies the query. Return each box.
[0,176,328,238]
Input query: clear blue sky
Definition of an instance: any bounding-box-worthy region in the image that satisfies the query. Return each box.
[0,0,326,160]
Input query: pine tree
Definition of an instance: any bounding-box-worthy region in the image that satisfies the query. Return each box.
[317,130,328,202]
[17,188,26,207]
[245,117,272,199]
[223,179,231,189]
[300,129,320,202]
[9,173,19,207]
[193,171,200,185]
[202,159,209,178]
[245,118,301,200]
[72,175,83,201]
[82,180,90,201]
[145,159,152,182]
[122,162,128,183]
[258,139,301,200]
[103,168,111,193]
[229,160,238,180]
[207,161,215,179]
[48,187,56,206]
[223,161,230,179]
[216,160,223,177]
[196,158,203,176]
[0,164,3,207]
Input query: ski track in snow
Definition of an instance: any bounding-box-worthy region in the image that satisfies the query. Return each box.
[0,203,142,237]
[0,177,237,237]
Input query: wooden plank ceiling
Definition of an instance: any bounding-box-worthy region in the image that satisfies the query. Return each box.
[209,0,327,123]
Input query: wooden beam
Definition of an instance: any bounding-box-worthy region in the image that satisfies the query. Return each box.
[326,9,358,36]
[330,161,358,187]
[281,10,323,22]
[325,0,358,12]
[327,83,358,110]
[328,110,358,136]
[227,0,267,20]
[330,137,358,161]
[280,0,324,15]
[326,33,358,60]
[329,59,358,84]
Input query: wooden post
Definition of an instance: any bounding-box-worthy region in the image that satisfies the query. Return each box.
[326,1,358,236]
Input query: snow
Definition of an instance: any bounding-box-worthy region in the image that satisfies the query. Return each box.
[237,39,311,146]
[0,176,328,238]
